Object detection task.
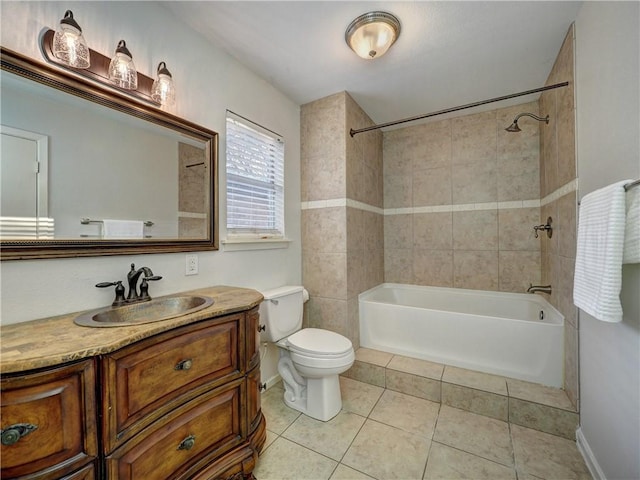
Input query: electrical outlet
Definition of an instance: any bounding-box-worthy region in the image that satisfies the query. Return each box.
[185,254,198,275]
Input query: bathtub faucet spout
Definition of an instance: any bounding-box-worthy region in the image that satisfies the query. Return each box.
[527,284,552,295]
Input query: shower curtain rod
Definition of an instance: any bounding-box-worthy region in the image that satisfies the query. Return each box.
[349,81,569,137]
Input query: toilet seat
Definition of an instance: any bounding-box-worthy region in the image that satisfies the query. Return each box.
[285,328,352,357]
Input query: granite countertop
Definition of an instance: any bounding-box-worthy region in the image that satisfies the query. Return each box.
[0,285,263,374]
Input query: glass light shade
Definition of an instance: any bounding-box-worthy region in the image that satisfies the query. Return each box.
[108,40,138,90]
[52,10,90,68]
[345,11,401,60]
[151,62,176,106]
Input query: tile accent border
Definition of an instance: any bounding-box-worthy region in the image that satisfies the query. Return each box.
[301,179,578,215]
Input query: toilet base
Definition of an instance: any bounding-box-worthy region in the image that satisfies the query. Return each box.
[277,351,344,422]
[282,374,342,422]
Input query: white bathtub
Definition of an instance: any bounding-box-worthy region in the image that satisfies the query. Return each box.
[359,283,564,387]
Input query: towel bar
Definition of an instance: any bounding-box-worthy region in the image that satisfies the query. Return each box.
[81,218,154,227]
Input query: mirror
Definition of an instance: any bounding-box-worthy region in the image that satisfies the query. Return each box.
[0,47,218,260]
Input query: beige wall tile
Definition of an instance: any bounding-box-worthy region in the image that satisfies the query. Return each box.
[384,249,413,283]
[303,154,346,201]
[347,250,366,298]
[413,212,453,249]
[497,102,540,161]
[384,174,412,208]
[498,208,541,251]
[343,360,385,387]
[442,366,508,395]
[303,252,347,299]
[506,378,575,411]
[305,296,349,336]
[558,255,578,327]
[413,166,453,206]
[539,90,558,196]
[454,251,499,290]
[452,111,497,165]
[415,119,452,171]
[347,297,360,348]
[498,156,540,202]
[356,347,394,366]
[303,207,347,253]
[346,207,365,253]
[363,211,384,253]
[453,210,498,251]
[452,162,498,204]
[413,249,454,287]
[384,214,413,249]
[499,251,541,293]
[564,322,579,410]
[557,192,577,259]
[383,128,422,177]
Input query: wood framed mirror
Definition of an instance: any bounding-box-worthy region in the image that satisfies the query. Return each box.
[0,47,218,260]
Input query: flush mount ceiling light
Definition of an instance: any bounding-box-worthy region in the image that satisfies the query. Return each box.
[52,10,90,68]
[345,11,401,59]
[151,62,176,106]
[108,40,138,90]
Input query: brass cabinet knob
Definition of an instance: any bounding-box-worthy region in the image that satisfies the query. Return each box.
[177,434,196,451]
[1,423,38,446]
[174,359,193,371]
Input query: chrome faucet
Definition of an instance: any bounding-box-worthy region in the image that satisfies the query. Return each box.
[527,284,552,295]
[127,263,162,302]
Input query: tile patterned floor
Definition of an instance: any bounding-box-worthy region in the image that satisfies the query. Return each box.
[254,377,591,480]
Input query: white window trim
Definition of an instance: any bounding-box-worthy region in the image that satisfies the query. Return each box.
[224,111,287,250]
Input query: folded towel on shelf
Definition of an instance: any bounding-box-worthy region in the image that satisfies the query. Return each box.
[623,185,640,264]
[574,180,632,323]
[102,219,144,239]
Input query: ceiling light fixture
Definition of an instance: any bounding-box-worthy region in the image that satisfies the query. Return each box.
[108,40,138,90]
[151,62,176,106]
[345,11,401,60]
[52,10,90,69]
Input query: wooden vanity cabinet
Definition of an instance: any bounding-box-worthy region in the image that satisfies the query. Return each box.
[0,359,98,480]
[1,302,265,480]
[101,308,265,480]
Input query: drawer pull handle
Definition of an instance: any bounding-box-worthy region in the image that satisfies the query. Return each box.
[258,382,267,392]
[1,423,38,446]
[177,434,196,451]
[258,324,266,332]
[175,359,193,371]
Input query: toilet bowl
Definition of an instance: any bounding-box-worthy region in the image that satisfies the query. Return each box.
[259,287,355,421]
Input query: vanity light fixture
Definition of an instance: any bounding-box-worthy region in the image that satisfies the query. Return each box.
[52,10,90,68]
[345,11,401,59]
[108,40,138,90]
[151,62,176,106]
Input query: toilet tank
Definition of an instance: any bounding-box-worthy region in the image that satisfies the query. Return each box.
[259,286,305,342]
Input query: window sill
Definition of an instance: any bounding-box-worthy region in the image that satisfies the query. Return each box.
[221,237,292,251]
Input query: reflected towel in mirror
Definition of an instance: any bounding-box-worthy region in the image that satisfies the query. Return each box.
[102,220,144,239]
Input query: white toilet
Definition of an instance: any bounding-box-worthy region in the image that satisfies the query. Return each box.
[259,286,355,421]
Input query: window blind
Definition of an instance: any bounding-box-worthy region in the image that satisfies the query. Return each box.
[226,112,285,237]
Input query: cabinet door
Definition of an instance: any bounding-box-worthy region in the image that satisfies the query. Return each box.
[246,366,262,435]
[246,308,260,371]
[106,380,244,480]
[0,360,97,479]
[103,315,241,450]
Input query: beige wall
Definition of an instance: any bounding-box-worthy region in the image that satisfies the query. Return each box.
[383,102,542,292]
[301,92,384,348]
[538,25,579,408]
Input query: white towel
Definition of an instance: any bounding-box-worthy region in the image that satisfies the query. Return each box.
[102,219,144,239]
[623,185,640,264]
[574,180,632,323]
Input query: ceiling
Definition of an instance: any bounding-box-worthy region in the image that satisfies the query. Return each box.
[164,1,582,128]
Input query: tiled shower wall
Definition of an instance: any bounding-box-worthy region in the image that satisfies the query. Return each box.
[539,25,579,408]
[383,101,542,292]
[301,92,384,348]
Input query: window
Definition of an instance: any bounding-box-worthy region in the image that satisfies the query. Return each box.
[225,111,285,239]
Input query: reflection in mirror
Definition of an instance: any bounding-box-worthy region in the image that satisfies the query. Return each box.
[0,47,218,259]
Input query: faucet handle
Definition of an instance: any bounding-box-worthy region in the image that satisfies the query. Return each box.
[139,276,162,301]
[96,281,126,307]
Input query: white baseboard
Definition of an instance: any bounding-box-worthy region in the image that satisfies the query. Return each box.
[576,427,606,480]
[262,373,282,390]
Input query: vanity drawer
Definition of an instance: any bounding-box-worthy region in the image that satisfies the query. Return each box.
[102,315,241,449]
[106,380,244,480]
[0,360,97,480]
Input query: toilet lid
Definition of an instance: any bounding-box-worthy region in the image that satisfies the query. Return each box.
[286,328,353,356]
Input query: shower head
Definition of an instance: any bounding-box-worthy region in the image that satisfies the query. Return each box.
[505,113,549,132]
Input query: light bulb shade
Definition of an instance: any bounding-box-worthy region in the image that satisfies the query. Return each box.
[151,62,176,106]
[346,11,401,59]
[108,40,138,90]
[52,10,90,68]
